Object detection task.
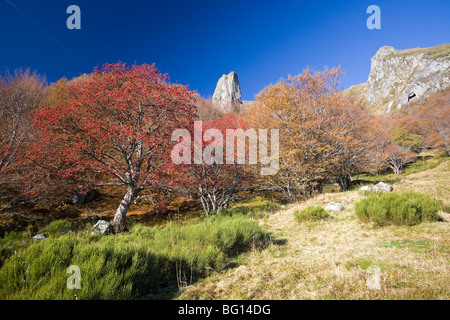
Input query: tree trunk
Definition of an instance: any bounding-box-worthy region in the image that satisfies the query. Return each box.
[337,175,351,191]
[111,186,135,233]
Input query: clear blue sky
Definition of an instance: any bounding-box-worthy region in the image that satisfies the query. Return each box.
[1,0,449,100]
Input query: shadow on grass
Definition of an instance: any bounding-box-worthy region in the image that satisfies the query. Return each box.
[140,233,285,300]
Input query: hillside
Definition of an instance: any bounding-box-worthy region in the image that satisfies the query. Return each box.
[179,159,450,300]
[345,43,450,115]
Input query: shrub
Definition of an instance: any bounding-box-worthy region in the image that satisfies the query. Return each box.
[0,215,269,300]
[355,192,441,226]
[294,206,329,222]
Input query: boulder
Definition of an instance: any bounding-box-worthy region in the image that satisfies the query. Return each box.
[91,220,110,235]
[325,202,345,212]
[73,189,97,205]
[73,188,86,205]
[361,182,393,193]
[373,182,393,193]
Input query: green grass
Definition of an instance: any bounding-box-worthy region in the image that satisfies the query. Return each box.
[346,259,378,270]
[37,219,73,237]
[0,215,270,300]
[0,227,33,268]
[294,206,330,222]
[355,192,441,226]
[381,239,432,249]
[222,199,281,218]
[356,156,450,184]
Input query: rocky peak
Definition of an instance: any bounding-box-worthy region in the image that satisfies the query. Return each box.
[212,71,242,110]
[364,43,450,114]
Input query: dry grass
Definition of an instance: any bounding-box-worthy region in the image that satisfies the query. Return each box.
[398,43,450,60]
[178,160,450,300]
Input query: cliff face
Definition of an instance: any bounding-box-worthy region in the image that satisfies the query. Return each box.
[212,71,242,111]
[347,43,450,115]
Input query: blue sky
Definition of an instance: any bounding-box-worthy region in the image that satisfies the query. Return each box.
[1,0,449,100]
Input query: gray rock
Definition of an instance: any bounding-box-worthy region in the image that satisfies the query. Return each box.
[212,71,242,111]
[73,189,97,205]
[373,182,393,193]
[361,182,394,193]
[73,188,87,205]
[32,234,47,241]
[325,202,345,212]
[91,220,110,235]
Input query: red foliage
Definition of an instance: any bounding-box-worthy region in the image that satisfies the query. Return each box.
[179,114,253,216]
[25,63,197,230]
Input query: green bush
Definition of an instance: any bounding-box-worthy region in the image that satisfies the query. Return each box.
[0,215,269,300]
[294,206,329,222]
[355,192,441,226]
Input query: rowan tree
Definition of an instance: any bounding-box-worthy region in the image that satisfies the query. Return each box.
[28,63,197,232]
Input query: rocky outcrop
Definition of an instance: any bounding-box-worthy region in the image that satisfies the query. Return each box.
[212,71,242,111]
[364,44,450,114]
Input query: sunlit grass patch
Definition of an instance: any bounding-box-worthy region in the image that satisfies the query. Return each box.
[0,215,269,300]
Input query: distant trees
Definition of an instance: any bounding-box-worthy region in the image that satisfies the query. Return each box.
[377,88,450,174]
[245,67,384,200]
[28,63,197,232]
[392,88,450,155]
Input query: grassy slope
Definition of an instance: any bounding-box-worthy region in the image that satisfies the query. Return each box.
[396,43,450,60]
[178,160,450,300]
